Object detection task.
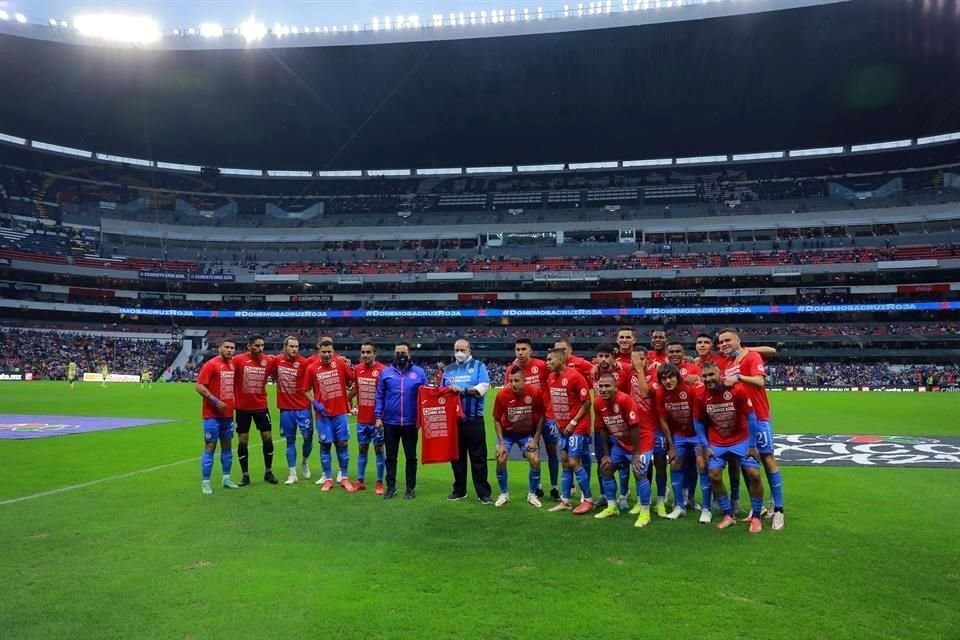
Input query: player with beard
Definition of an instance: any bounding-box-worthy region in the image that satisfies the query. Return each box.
[232,335,278,486]
[593,343,632,510]
[505,337,557,500]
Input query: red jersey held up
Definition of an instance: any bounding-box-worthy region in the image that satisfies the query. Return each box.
[504,357,549,390]
[655,382,704,438]
[718,351,770,421]
[354,361,385,425]
[417,387,462,464]
[197,356,236,419]
[270,355,310,411]
[696,384,754,448]
[232,352,273,412]
[306,358,355,417]
[547,367,591,435]
[493,384,544,437]
[593,391,650,452]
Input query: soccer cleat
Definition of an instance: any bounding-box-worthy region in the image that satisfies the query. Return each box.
[201,481,213,495]
[762,506,772,519]
[535,487,545,499]
[526,493,542,508]
[629,503,644,516]
[699,509,713,525]
[354,480,367,491]
[634,511,651,528]
[264,471,279,485]
[594,505,620,519]
[374,481,385,496]
[222,478,240,489]
[300,462,311,479]
[665,506,686,520]
[339,478,357,493]
[549,488,561,502]
[403,489,416,500]
[596,497,608,509]
[320,479,334,492]
[716,515,737,529]
[479,495,494,505]
[447,492,468,501]
[336,470,344,483]
[656,501,668,518]
[617,496,630,512]
[772,511,785,531]
[548,500,573,512]
[239,474,251,487]
[572,499,595,515]
[284,474,298,485]
[749,517,763,534]
[383,488,397,500]
[740,511,756,523]
[495,493,510,507]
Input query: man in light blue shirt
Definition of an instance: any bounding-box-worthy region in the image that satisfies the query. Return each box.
[441,339,493,504]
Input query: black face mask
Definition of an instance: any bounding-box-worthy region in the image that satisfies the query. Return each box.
[394,355,410,368]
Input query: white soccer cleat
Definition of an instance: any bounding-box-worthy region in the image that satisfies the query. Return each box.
[284,474,298,485]
[314,474,332,486]
[495,493,510,507]
[616,495,630,512]
[699,509,713,525]
[301,462,311,479]
[336,470,344,483]
[201,480,213,495]
[526,493,542,508]
[665,506,686,520]
[772,511,785,531]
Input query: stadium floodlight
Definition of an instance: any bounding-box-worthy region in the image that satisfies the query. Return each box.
[578,3,585,18]
[323,26,329,33]
[537,7,544,19]
[156,161,202,172]
[563,4,571,17]
[291,26,300,34]
[240,19,266,42]
[96,153,152,166]
[187,27,196,35]
[15,12,27,23]
[448,12,455,25]
[367,169,412,177]
[60,20,68,27]
[221,168,262,176]
[518,163,565,172]
[0,133,27,145]
[416,167,463,176]
[523,8,529,21]
[916,131,960,145]
[676,154,727,165]
[317,170,362,177]
[850,139,912,153]
[199,23,223,38]
[267,170,313,177]
[409,15,420,27]
[0,11,8,21]
[466,165,513,174]
[372,17,380,31]
[732,151,785,162]
[510,9,516,21]
[622,158,672,167]
[607,0,614,14]
[31,140,92,158]
[569,160,619,169]
[384,16,393,30]
[353,24,359,32]
[49,18,58,26]
[480,10,487,23]
[74,14,161,44]
[788,146,844,158]
[470,11,476,24]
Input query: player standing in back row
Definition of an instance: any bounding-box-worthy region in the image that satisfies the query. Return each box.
[232,335,278,485]
[195,339,240,495]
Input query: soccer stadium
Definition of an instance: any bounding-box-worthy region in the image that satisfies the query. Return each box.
[1,0,958,637]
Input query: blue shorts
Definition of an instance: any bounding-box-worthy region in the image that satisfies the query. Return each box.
[654,430,667,456]
[280,409,313,439]
[756,419,774,455]
[356,422,384,446]
[318,413,350,444]
[542,419,560,445]
[560,434,591,459]
[673,435,700,463]
[707,439,761,471]
[504,434,535,456]
[593,433,607,458]
[610,442,652,475]
[203,418,234,443]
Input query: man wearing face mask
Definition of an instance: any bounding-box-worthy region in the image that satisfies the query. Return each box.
[442,339,493,504]
[375,342,428,500]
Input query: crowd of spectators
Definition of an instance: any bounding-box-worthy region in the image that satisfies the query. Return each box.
[768,363,960,389]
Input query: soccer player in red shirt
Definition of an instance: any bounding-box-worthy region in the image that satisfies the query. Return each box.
[195,338,239,495]
[305,338,356,492]
[615,326,637,369]
[666,341,701,384]
[506,338,556,499]
[717,328,785,531]
[628,349,673,517]
[269,336,313,485]
[544,348,595,515]
[351,341,386,494]
[655,362,706,519]
[592,373,656,527]
[232,335,278,486]
[591,343,632,508]
[693,360,765,533]
[493,366,545,508]
[646,329,669,381]
[554,338,595,380]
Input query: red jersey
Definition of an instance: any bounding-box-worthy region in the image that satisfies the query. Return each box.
[270,355,310,411]
[593,391,651,453]
[592,365,632,396]
[615,350,634,370]
[503,357,549,390]
[354,361,385,425]
[547,368,591,435]
[678,361,701,380]
[197,356,236,419]
[645,350,668,382]
[417,387,462,464]
[629,373,661,434]
[493,384,544,437]
[306,358,355,417]
[232,352,273,412]
[718,351,770,421]
[566,355,595,381]
[655,382,704,438]
[695,384,754,447]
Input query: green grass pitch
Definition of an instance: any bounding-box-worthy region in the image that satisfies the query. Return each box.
[0,382,958,639]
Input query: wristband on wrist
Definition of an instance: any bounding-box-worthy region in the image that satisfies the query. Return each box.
[210,396,220,404]
[736,374,742,381]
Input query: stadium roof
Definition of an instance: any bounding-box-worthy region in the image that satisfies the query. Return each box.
[0,0,957,170]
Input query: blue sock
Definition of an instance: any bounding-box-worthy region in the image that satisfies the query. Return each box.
[670,468,684,509]
[601,475,617,502]
[618,466,630,498]
[718,495,733,516]
[561,469,574,501]
[768,470,784,510]
[637,475,652,506]
[375,450,385,482]
[700,471,712,508]
[529,467,541,495]
[302,434,313,462]
[357,450,368,482]
[336,444,349,478]
[548,454,560,487]
[731,477,741,502]
[320,443,333,478]
[575,466,593,500]
[656,469,667,499]
[285,436,297,468]
[220,448,233,476]
[751,496,763,518]
[496,467,508,493]
[201,450,214,480]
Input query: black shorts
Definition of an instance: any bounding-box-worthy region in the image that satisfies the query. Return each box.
[235,410,272,434]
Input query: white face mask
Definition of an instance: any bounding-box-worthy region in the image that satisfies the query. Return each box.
[454,352,469,364]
